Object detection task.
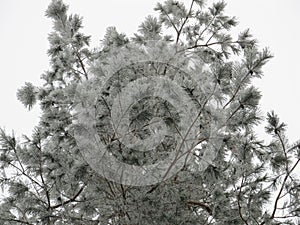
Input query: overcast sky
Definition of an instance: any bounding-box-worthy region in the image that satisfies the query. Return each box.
[0,0,299,144]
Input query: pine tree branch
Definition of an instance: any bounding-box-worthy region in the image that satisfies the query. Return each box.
[287,142,300,152]
[177,39,244,55]
[176,0,195,44]
[51,185,85,209]
[224,50,272,109]
[226,104,243,122]
[276,132,289,172]
[39,162,51,210]
[148,85,216,194]
[7,143,45,191]
[162,102,212,181]
[269,158,300,220]
[205,30,218,46]
[198,15,216,40]
[274,215,298,219]
[159,7,179,35]
[105,178,116,198]
[0,217,33,225]
[237,176,249,225]
[186,200,212,215]
[8,162,43,189]
[75,51,88,80]
[223,69,251,109]
[260,158,300,224]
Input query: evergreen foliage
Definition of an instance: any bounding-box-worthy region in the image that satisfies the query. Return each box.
[0,0,299,224]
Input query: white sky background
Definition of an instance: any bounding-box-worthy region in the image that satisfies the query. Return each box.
[0,0,299,145]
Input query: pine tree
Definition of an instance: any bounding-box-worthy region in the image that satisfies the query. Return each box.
[1,0,299,224]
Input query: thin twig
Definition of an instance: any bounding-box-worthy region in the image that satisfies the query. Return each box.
[51,185,85,209]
